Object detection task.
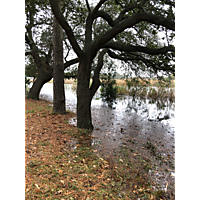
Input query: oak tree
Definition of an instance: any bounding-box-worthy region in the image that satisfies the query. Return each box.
[49,0,175,129]
[25,0,79,99]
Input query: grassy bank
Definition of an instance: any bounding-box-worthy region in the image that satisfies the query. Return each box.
[47,78,175,88]
[26,78,174,101]
[25,98,174,199]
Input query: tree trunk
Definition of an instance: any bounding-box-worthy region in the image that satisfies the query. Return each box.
[27,58,79,100]
[27,78,46,100]
[27,68,52,100]
[76,50,107,130]
[77,92,93,129]
[52,8,66,114]
[77,57,93,129]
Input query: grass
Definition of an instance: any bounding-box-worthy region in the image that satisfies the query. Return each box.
[47,78,175,99]
[48,79,76,85]
[25,98,174,199]
[40,77,175,89]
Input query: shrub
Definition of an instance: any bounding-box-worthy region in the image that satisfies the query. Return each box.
[100,71,118,107]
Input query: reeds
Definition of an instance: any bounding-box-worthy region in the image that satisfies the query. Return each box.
[117,85,129,95]
[147,87,175,99]
[115,78,175,99]
[116,85,175,100]
[59,78,175,100]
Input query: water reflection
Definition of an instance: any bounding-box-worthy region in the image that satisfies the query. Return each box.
[121,96,175,122]
[39,83,175,192]
[40,83,175,123]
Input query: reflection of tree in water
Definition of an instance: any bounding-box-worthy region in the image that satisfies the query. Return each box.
[125,96,175,121]
[100,81,118,109]
[100,63,120,109]
[125,97,148,115]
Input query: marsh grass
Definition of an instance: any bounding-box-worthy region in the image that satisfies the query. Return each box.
[147,87,175,99]
[49,78,175,99]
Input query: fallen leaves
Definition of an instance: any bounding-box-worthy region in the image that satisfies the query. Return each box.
[25,98,175,199]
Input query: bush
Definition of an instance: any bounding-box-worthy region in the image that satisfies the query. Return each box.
[100,71,118,107]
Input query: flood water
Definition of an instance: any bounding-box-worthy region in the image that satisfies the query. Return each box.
[40,83,175,191]
[40,83,175,132]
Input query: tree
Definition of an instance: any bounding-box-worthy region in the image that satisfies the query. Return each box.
[25,0,79,99]
[49,0,175,129]
[25,0,54,99]
[52,2,66,114]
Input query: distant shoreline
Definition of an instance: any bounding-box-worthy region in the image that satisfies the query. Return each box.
[46,78,175,88]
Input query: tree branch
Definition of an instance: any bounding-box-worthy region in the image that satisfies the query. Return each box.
[90,49,108,99]
[25,33,43,68]
[85,0,91,13]
[49,0,83,57]
[64,58,79,70]
[25,51,32,56]
[94,11,115,27]
[160,0,175,7]
[107,50,175,73]
[103,42,175,55]
[46,43,53,63]
[91,0,108,17]
[114,0,124,8]
[91,12,174,56]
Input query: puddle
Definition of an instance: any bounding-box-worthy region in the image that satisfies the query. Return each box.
[40,83,175,191]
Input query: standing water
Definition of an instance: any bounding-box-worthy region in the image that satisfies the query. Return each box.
[40,83,175,192]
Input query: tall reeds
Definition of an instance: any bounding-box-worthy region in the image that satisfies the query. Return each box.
[147,87,175,99]
[115,77,175,100]
[62,77,175,100]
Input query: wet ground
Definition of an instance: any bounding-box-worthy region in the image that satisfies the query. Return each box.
[39,83,175,196]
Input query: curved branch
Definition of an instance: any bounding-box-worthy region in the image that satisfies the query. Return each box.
[25,33,43,67]
[91,12,174,56]
[91,0,108,17]
[103,42,174,55]
[90,49,108,99]
[64,58,79,70]
[94,11,115,27]
[107,50,174,73]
